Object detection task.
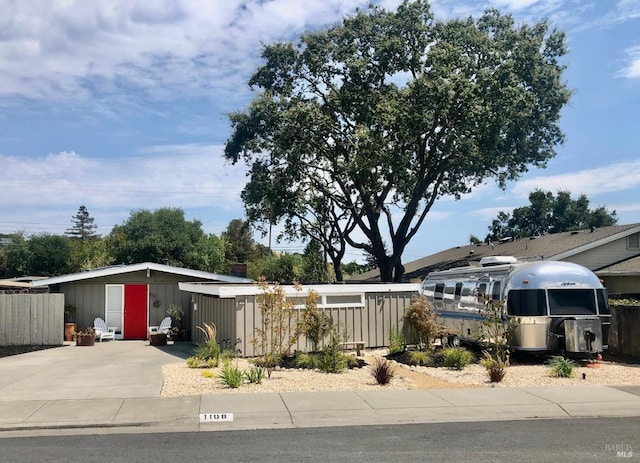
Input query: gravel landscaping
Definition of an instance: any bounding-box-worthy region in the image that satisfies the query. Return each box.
[160,349,640,397]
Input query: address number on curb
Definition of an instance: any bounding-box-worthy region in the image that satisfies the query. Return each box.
[199,413,234,423]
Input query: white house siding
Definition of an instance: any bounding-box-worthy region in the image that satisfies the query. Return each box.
[563,237,640,270]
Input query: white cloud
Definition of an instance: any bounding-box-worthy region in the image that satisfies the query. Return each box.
[0,144,247,235]
[512,161,640,197]
[619,46,640,78]
[0,0,367,109]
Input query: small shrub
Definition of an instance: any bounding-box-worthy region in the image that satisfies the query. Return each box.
[548,356,577,378]
[370,358,395,385]
[185,356,218,369]
[480,352,507,383]
[320,331,348,373]
[194,323,221,365]
[218,364,244,388]
[344,354,360,369]
[442,347,474,370]
[388,328,405,355]
[221,349,238,362]
[408,350,431,366]
[244,366,266,384]
[201,370,215,378]
[294,351,320,369]
[403,295,438,347]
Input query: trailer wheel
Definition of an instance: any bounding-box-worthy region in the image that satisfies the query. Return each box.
[448,335,461,348]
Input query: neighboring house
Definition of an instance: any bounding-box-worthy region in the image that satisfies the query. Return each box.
[178,281,420,356]
[30,263,252,340]
[356,224,640,297]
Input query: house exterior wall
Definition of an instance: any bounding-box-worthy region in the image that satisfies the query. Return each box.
[190,289,418,357]
[600,275,640,297]
[563,237,640,270]
[50,270,215,338]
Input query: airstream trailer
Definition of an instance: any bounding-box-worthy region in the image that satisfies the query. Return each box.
[421,257,610,357]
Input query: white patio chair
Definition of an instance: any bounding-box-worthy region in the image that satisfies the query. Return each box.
[93,317,116,342]
[148,316,172,337]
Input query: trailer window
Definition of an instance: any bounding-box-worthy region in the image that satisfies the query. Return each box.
[548,289,597,316]
[596,289,610,315]
[491,282,501,301]
[507,289,546,316]
[434,283,445,300]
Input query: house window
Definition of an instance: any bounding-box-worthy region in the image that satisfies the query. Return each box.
[628,233,639,249]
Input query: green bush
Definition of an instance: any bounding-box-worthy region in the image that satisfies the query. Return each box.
[320,331,348,373]
[408,350,431,366]
[294,351,320,369]
[548,356,577,378]
[194,323,221,365]
[388,328,405,355]
[185,356,218,369]
[218,364,244,388]
[244,366,266,384]
[442,347,474,370]
[370,357,395,385]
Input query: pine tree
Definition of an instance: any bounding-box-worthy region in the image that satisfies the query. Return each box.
[66,205,98,240]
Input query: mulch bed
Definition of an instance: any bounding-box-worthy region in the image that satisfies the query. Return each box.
[0,345,61,358]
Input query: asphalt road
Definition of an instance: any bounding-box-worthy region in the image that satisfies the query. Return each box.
[1,418,638,463]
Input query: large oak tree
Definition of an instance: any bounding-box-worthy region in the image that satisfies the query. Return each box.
[225,0,571,281]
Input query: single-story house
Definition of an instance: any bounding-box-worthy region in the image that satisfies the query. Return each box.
[178,281,420,357]
[356,223,640,297]
[30,263,252,340]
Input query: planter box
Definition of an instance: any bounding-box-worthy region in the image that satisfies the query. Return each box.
[64,323,77,342]
[76,334,95,346]
[150,333,167,346]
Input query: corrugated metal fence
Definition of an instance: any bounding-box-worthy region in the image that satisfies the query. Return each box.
[0,294,64,346]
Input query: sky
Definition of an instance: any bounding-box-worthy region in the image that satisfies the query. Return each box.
[1,0,639,265]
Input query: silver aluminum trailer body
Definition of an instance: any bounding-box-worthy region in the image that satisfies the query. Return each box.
[421,260,611,356]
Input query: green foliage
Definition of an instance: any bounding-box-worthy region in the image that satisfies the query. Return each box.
[319,331,348,373]
[370,358,395,385]
[408,350,431,366]
[65,205,98,240]
[194,323,220,366]
[548,356,577,378]
[480,352,507,383]
[27,233,74,276]
[479,300,514,365]
[185,356,218,369]
[107,207,215,269]
[251,277,302,362]
[222,219,268,266]
[442,348,474,370]
[487,190,617,241]
[403,295,438,348]
[300,290,332,352]
[610,298,640,307]
[244,366,266,384]
[220,349,238,363]
[225,1,571,282]
[248,253,304,282]
[388,328,405,355]
[218,364,244,388]
[293,351,321,369]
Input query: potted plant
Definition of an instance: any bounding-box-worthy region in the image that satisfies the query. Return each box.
[75,327,96,346]
[149,332,167,346]
[64,305,77,342]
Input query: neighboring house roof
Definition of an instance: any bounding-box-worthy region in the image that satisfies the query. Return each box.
[357,223,640,282]
[30,262,253,287]
[597,255,640,276]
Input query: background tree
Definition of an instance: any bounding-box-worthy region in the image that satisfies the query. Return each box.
[225,0,571,281]
[301,239,330,283]
[485,190,618,240]
[3,233,31,277]
[27,234,73,276]
[222,219,269,265]
[65,205,99,240]
[248,253,303,282]
[107,207,209,268]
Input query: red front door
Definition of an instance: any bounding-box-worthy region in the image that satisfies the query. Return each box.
[124,284,148,339]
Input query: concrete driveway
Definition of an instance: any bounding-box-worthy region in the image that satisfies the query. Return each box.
[0,341,193,401]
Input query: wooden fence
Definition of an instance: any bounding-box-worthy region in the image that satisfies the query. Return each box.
[609,304,640,359]
[0,294,64,346]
